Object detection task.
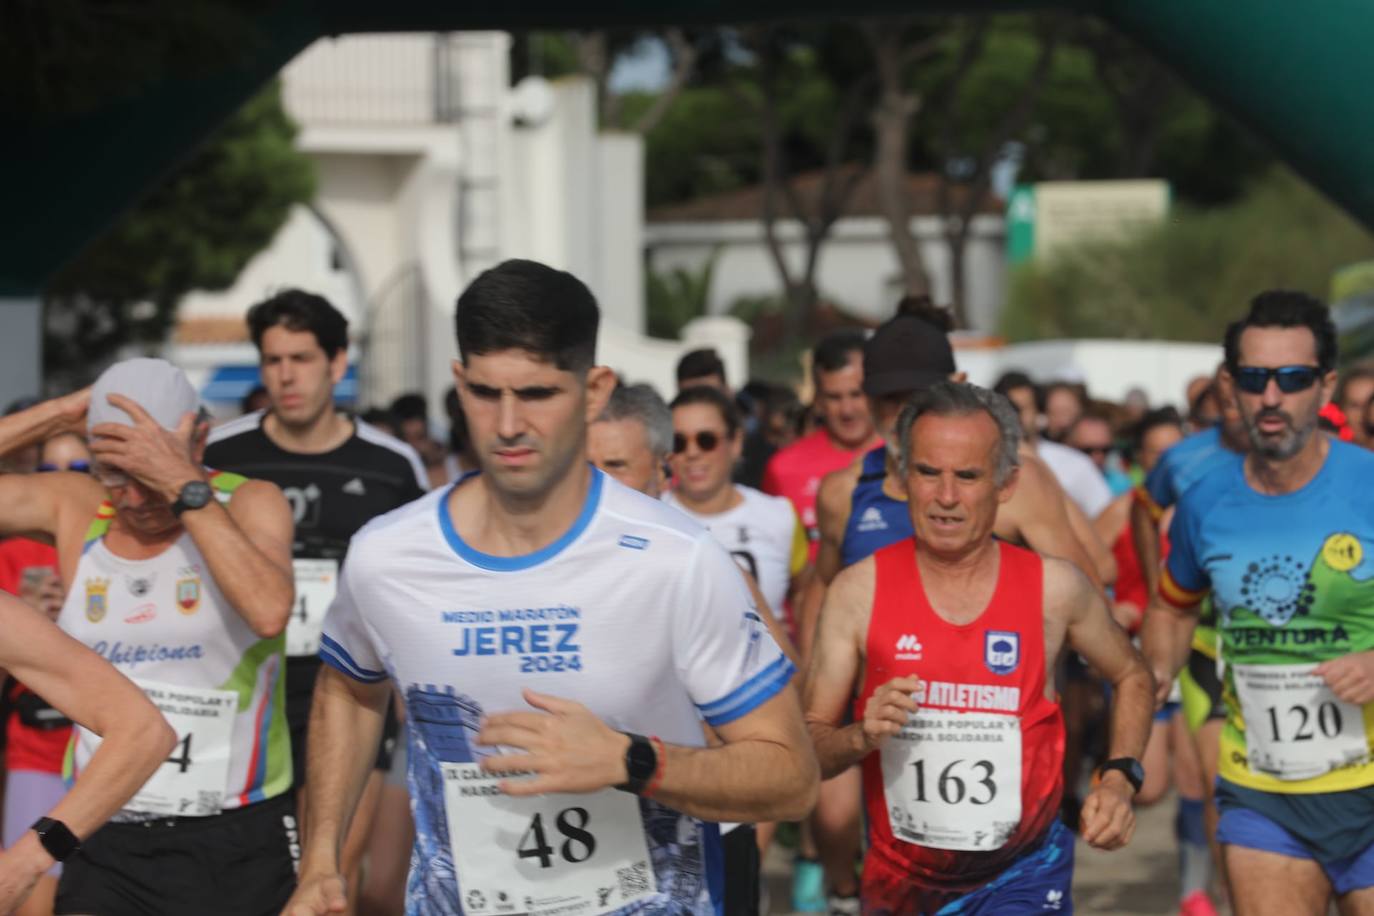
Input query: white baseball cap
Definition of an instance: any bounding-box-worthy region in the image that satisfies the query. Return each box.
[88,358,200,433]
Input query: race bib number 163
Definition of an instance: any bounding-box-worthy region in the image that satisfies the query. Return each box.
[443,763,657,916]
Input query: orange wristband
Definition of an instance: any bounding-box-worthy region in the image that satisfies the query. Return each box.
[644,736,667,798]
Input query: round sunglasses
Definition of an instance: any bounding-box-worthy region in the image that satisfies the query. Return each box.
[672,431,722,454]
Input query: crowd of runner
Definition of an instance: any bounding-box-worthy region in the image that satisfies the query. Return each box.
[0,262,1371,916]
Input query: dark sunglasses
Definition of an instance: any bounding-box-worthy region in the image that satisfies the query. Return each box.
[36,460,91,473]
[672,431,721,454]
[1233,365,1322,395]
[1076,445,1111,457]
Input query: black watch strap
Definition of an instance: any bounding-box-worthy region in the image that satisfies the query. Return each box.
[616,732,657,795]
[1098,757,1145,795]
[31,817,81,861]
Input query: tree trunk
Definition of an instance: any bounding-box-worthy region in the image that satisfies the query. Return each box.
[865,23,932,298]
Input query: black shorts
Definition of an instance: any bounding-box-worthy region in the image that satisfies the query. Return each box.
[55,794,298,916]
[286,655,397,788]
[721,824,759,916]
[1185,647,1227,724]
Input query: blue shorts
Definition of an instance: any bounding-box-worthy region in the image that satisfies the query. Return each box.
[936,819,1075,915]
[1216,779,1374,894]
[1153,700,1181,724]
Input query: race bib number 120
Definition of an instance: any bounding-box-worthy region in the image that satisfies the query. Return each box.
[880,709,1022,852]
[443,763,657,916]
[1234,663,1369,781]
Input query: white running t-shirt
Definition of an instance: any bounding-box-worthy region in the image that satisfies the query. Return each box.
[320,468,793,916]
[663,485,806,615]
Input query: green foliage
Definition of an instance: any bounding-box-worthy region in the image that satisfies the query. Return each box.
[44,81,314,377]
[645,250,720,339]
[633,87,762,207]
[1000,170,1374,344]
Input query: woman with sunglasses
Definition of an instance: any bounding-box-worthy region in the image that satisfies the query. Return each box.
[665,386,807,622]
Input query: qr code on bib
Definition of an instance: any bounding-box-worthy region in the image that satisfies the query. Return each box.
[616,861,651,898]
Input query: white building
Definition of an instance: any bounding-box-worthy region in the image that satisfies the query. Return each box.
[644,170,1008,331]
[171,33,749,416]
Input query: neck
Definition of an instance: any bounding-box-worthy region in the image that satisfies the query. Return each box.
[677,483,742,516]
[830,428,881,453]
[913,536,1001,621]
[1246,432,1329,496]
[463,461,593,557]
[263,409,352,454]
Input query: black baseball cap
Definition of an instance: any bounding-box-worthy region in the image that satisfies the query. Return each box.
[862,312,957,396]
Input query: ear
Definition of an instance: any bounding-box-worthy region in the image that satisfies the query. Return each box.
[996,465,1020,505]
[950,371,968,383]
[329,348,349,386]
[191,421,211,465]
[584,366,615,424]
[1320,368,1339,407]
[730,426,744,460]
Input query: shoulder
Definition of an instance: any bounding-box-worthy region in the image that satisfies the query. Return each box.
[1177,459,1241,515]
[352,420,428,491]
[346,486,450,561]
[766,430,825,472]
[829,552,876,607]
[1040,553,1096,621]
[205,411,265,447]
[740,485,795,522]
[597,474,712,549]
[818,459,861,506]
[1330,438,1374,473]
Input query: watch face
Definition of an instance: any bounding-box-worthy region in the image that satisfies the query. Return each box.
[181,481,213,508]
[626,739,657,781]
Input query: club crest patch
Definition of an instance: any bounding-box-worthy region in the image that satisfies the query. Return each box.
[85,577,109,623]
[984,630,1020,675]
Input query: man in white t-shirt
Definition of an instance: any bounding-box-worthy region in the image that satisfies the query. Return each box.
[665,386,806,615]
[285,259,819,916]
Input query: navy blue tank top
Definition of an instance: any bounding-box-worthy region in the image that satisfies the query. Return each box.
[839,447,912,568]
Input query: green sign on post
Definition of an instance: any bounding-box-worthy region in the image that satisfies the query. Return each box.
[1006,185,1035,266]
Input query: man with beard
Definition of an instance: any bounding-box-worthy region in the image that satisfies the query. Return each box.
[1147,291,1374,916]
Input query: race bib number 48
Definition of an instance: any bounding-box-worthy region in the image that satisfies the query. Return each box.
[78,680,237,817]
[1234,663,1369,781]
[442,763,657,916]
[288,558,338,657]
[880,709,1022,851]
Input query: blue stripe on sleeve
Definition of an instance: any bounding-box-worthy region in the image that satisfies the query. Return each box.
[320,634,389,683]
[698,655,795,727]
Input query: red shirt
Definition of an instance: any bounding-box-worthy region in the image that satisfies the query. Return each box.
[762,429,873,562]
[858,540,1064,893]
[0,538,71,774]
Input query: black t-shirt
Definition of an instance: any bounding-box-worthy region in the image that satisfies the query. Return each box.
[205,411,428,656]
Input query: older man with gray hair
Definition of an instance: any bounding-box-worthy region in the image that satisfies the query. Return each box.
[588,383,673,497]
[803,380,1153,915]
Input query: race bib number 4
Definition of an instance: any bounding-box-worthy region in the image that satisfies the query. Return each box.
[442,763,657,916]
[880,709,1021,852]
[79,680,237,817]
[1234,663,1369,781]
[288,558,338,657]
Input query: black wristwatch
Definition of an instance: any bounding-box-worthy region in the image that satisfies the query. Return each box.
[615,732,658,795]
[1098,757,1145,795]
[171,480,214,518]
[31,817,81,862]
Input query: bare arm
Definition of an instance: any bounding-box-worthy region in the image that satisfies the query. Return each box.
[478,682,819,825]
[1050,558,1154,850]
[1130,493,1162,598]
[182,481,294,638]
[1061,485,1117,586]
[1140,590,1200,707]
[800,469,852,659]
[0,596,175,902]
[287,666,391,914]
[802,559,889,778]
[1007,460,1109,592]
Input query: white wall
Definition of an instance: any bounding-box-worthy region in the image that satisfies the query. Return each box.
[956,339,1223,409]
[644,214,1006,331]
